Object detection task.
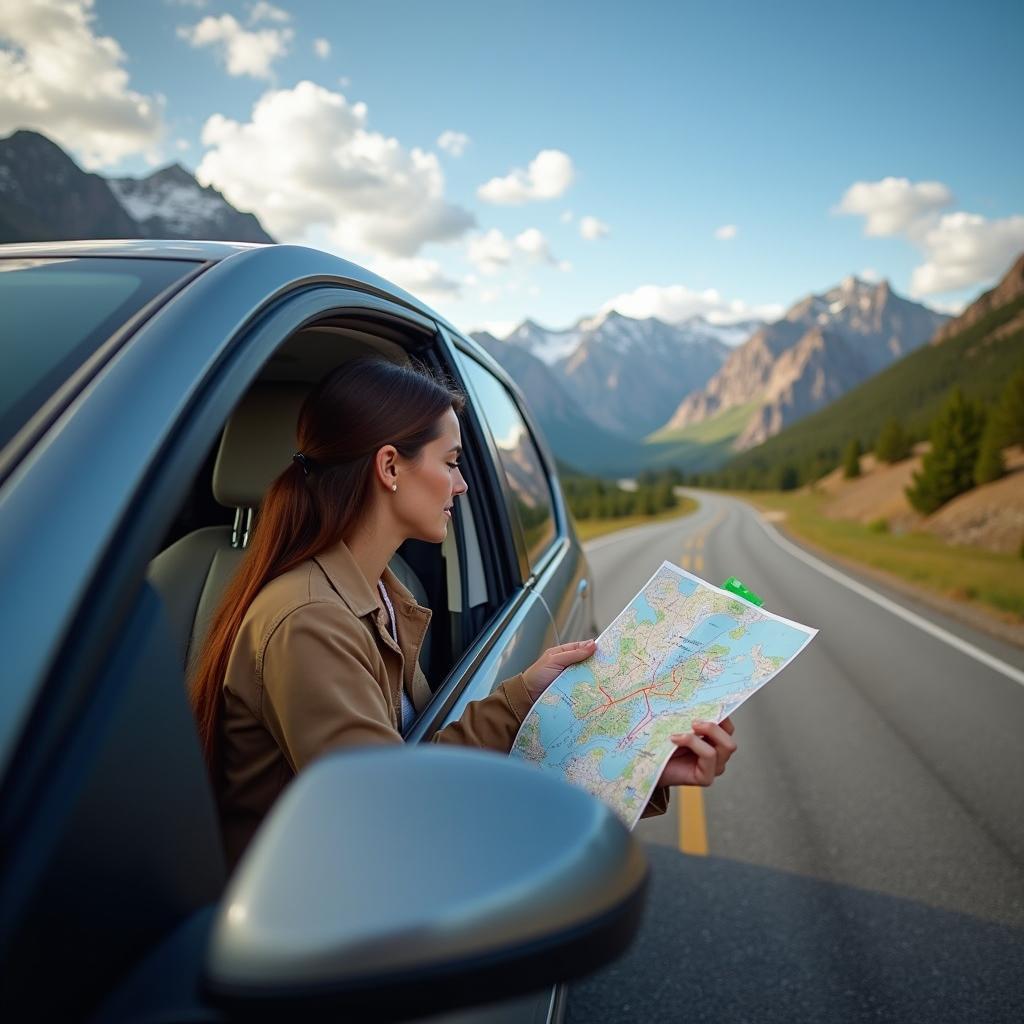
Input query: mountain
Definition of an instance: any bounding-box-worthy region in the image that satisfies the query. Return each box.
[0,130,139,242]
[708,253,1024,489]
[930,252,1024,346]
[0,129,273,243]
[470,330,646,473]
[107,163,272,242]
[499,311,744,439]
[656,276,948,453]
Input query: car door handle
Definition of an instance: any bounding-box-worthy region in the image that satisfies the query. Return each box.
[577,578,589,597]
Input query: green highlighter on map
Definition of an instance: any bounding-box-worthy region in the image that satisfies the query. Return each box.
[720,576,764,607]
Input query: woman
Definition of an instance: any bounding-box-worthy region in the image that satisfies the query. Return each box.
[190,358,737,865]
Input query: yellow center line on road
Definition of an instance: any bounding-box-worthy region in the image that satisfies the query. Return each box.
[678,786,709,855]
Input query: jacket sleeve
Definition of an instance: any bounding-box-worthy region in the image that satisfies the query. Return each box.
[431,672,535,753]
[259,601,402,772]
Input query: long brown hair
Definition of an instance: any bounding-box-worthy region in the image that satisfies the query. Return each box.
[190,357,465,774]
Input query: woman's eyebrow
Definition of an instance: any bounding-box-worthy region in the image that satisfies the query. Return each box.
[447,445,463,454]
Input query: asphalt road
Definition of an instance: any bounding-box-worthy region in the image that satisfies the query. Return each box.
[567,490,1024,1023]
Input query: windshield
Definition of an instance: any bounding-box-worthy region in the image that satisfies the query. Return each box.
[0,256,199,451]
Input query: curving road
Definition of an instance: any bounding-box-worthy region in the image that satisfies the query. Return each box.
[567,490,1024,1023]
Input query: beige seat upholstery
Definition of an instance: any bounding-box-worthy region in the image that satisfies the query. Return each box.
[149,381,431,677]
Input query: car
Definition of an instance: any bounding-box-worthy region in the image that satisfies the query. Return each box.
[0,240,646,1022]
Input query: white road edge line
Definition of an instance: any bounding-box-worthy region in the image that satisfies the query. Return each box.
[753,511,1024,690]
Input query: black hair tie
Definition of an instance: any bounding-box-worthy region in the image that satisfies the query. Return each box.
[292,451,312,476]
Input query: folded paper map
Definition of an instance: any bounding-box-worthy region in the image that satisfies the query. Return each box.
[510,560,818,828]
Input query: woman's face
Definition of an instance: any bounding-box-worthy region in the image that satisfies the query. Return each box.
[394,407,468,543]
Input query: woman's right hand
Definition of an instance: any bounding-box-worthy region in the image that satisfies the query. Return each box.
[522,639,597,702]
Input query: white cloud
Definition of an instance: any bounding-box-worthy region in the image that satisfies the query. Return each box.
[467,227,564,275]
[437,129,469,157]
[836,177,953,237]
[477,149,574,204]
[514,227,556,263]
[178,14,293,79]
[337,75,351,88]
[0,0,163,169]
[910,212,1024,296]
[197,80,475,258]
[600,283,783,325]
[175,137,191,151]
[467,228,514,274]
[560,210,574,224]
[312,37,330,59]
[472,319,519,339]
[714,224,738,241]
[580,215,610,240]
[837,176,1024,297]
[249,1,290,22]
[859,267,880,282]
[368,255,460,300]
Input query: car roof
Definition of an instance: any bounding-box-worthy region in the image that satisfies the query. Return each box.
[0,237,510,381]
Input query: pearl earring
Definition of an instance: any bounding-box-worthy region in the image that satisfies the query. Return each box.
[392,483,398,492]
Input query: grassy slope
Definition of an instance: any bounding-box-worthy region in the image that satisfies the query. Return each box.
[638,401,764,473]
[735,490,1024,620]
[718,295,1024,482]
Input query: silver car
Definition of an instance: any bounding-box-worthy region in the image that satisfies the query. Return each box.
[0,240,644,1022]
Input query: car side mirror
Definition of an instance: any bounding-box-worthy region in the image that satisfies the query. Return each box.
[204,746,647,1021]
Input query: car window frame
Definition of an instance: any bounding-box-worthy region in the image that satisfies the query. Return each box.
[444,334,567,583]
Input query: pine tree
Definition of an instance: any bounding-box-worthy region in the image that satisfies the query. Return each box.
[906,389,987,514]
[843,438,862,479]
[875,417,912,463]
[987,368,1024,449]
[974,424,1006,485]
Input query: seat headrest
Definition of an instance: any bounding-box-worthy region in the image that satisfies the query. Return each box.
[213,383,309,509]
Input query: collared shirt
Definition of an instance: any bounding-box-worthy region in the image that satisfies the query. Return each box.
[217,539,535,866]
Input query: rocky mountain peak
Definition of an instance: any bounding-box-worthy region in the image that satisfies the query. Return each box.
[0,128,274,244]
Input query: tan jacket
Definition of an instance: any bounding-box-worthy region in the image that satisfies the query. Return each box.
[218,540,665,865]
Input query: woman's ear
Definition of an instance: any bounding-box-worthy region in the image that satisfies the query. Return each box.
[374,445,400,491]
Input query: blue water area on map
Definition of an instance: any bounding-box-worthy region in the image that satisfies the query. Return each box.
[632,592,658,624]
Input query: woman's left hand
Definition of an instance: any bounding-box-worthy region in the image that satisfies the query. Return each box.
[522,639,597,702]
[657,717,737,788]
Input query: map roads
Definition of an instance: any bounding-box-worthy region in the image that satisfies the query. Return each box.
[511,561,817,827]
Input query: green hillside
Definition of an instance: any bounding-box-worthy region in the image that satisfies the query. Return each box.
[703,294,1024,489]
[638,399,763,473]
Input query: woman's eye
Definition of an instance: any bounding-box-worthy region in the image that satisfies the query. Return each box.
[447,462,461,470]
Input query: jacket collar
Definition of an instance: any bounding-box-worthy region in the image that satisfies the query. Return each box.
[313,540,381,618]
[313,540,433,711]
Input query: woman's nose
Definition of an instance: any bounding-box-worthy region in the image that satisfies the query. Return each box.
[454,469,469,495]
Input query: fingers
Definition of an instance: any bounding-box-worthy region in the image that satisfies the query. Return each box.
[668,732,717,786]
[693,719,738,776]
[545,639,597,665]
[719,716,735,736]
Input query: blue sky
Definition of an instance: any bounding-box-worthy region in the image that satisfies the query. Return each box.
[3,0,1022,335]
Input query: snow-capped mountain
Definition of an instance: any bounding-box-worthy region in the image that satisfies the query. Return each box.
[494,310,755,438]
[470,330,646,472]
[107,164,271,242]
[0,129,273,244]
[659,276,949,449]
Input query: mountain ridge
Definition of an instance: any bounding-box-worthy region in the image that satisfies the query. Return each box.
[658,275,948,451]
[0,129,273,244]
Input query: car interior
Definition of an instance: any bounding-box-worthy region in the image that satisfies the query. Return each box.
[148,322,498,692]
